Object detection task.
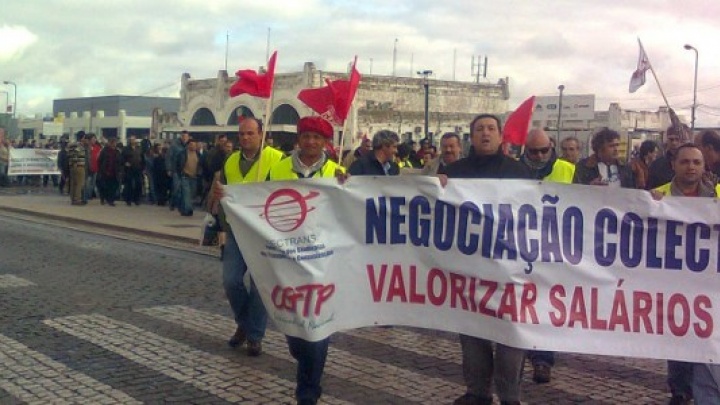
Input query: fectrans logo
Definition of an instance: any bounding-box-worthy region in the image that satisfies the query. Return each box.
[256,188,319,232]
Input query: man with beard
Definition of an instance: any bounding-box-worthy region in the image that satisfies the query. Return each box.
[422,132,463,175]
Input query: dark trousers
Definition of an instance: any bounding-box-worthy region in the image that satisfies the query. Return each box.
[99,176,118,203]
[287,336,330,403]
[528,350,555,367]
[668,360,694,398]
[123,168,142,204]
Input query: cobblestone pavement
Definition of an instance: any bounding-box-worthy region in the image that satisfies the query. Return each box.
[0,190,676,404]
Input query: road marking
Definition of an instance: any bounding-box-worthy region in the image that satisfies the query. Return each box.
[45,314,349,404]
[137,305,464,403]
[0,333,140,404]
[141,306,670,402]
[0,274,35,288]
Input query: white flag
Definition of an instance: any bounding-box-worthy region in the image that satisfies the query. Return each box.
[629,39,651,93]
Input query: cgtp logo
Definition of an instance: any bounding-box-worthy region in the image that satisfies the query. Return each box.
[257,188,319,232]
[272,284,335,317]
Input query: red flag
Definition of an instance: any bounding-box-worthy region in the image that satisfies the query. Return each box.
[629,39,651,93]
[502,95,536,146]
[297,57,361,125]
[229,51,277,98]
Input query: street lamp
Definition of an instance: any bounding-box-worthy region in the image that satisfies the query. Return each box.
[684,44,698,130]
[3,81,17,119]
[417,70,433,144]
[557,84,565,144]
[0,91,8,113]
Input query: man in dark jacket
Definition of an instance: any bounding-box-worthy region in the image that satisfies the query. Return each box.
[444,114,531,405]
[573,128,635,188]
[121,135,145,205]
[647,124,688,189]
[348,130,400,176]
[97,137,121,206]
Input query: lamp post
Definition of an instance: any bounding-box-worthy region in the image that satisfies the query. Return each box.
[0,91,8,113]
[557,84,565,145]
[3,81,16,119]
[417,70,433,144]
[684,44,698,130]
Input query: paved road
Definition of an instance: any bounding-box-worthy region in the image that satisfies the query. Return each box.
[0,208,673,404]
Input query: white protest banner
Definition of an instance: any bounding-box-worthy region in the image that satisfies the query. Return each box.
[8,148,60,176]
[222,177,720,363]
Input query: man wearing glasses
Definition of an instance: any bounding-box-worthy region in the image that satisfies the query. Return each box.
[518,129,575,384]
[520,129,575,184]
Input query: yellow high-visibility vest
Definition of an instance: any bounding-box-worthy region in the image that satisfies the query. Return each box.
[654,182,720,196]
[269,156,345,180]
[544,159,576,184]
[224,147,285,184]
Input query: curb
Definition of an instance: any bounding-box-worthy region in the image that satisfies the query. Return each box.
[0,206,198,245]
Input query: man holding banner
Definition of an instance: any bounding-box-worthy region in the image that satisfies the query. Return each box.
[442,114,531,405]
[519,128,574,384]
[652,143,720,405]
[268,116,344,405]
[220,117,285,356]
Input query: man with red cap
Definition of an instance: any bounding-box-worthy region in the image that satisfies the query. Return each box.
[268,116,343,405]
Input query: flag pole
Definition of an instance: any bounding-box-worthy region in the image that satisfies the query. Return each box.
[256,96,274,182]
[640,39,671,109]
[338,111,350,167]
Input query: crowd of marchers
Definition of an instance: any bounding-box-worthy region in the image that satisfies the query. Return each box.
[3,114,720,405]
[204,113,720,405]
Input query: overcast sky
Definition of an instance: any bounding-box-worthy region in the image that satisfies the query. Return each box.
[2,0,720,126]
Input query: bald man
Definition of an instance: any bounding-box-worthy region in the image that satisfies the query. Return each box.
[520,129,575,184]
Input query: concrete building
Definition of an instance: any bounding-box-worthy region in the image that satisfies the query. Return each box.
[17,96,180,143]
[178,62,510,151]
[530,94,687,159]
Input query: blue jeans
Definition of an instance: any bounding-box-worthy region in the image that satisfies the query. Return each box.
[171,172,181,208]
[668,360,694,398]
[694,363,720,404]
[528,350,555,367]
[179,176,196,215]
[145,169,156,202]
[84,172,97,201]
[287,336,330,403]
[222,231,267,342]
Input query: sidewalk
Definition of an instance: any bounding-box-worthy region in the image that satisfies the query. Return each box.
[0,186,205,244]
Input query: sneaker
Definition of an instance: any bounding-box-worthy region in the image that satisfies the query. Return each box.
[247,340,262,356]
[228,327,246,348]
[453,393,492,405]
[533,363,552,384]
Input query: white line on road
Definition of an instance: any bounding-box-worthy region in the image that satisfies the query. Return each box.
[137,305,464,403]
[45,314,351,404]
[0,274,35,288]
[0,333,141,404]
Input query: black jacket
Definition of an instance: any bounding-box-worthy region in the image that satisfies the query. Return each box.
[441,152,532,180]
[348,152,400,176]
[646,153,673,190]
[573,154,635,188]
